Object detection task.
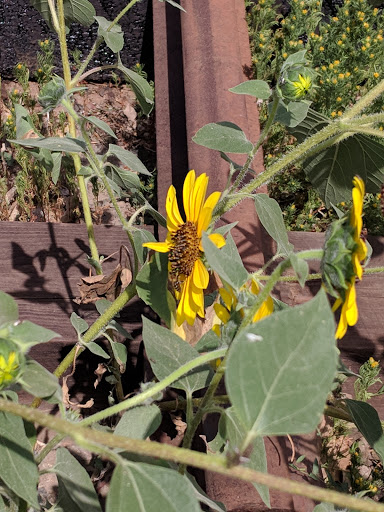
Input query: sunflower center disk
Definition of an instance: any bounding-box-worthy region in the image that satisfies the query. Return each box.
[169,221,200,290]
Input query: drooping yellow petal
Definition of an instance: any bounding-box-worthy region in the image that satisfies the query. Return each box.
[166,186,184,232]
[335,306,348,339]
[214,303,231,324]
[208,233,226,249]
[192,258,209,289]
[177,276,195,326]
[189,173,208,224]
[252,295,274,322]
[182,170,195,222]
[197,192,221,235]
[345,280,358,326]
[142,241,171,253]
[219,288,234,310]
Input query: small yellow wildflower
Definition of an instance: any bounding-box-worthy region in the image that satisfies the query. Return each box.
[259,43,264,48]
[282,52,288,58]
[333,16,339,21]
[346,26,350,32]
[321,65,327,71]
[342,33,347,40]
[337,111,343,116]
[346,71,351,77]
[377,34,383,41]
[332,78,338,84]
[302,9,308,14]
[373,71,380,78]
[290,204,296,210]
[298,39,303,45]
[337,40,343,46]
[329,63,334,69]
[339,73,345,79]
[369,53,374,59]
[361,45,366,51]
[319,46,324,51]
[364,22,369,29]
[331,111,337,117]
[336,96,342,102]
[334,60,340,66]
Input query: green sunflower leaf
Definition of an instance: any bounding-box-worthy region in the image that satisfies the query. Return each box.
[226,289,338,437]
[142,317,213,393]
[290,108,384,206]
[192,121,253,154]
[202,232,249,290]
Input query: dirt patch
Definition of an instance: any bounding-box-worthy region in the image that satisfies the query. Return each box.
[0,80,155,224]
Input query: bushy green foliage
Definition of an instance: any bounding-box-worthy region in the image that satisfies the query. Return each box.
[247,0,384,233]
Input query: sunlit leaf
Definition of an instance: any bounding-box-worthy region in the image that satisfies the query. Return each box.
[0,292,18,327]
[95,16,124,53]
[10,136,87,153]
[202,232,249,290]
[84,116,117,139]
[193,121,253,154]
[118,56,154,115]
[229,80,271,100]
[254,194,293,256]
[226,289,338,436]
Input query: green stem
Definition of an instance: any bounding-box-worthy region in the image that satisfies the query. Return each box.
[339,125,384,139]
[55,2,100,267]
[73,117,139,279]
[46,0,60,33]
[343,77,384,120]
[2,400,384,512]
[55,283,137,379]
[80,348,228,427]
[213,121,339,219]
[35,433,65,465]
[179,359,227,474]
[228,94,280,195]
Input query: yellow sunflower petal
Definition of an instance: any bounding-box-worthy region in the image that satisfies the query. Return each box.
[345,280,358,326]
[352,175,365,197]
[190,280,205,317]
[219,288,233,310]
[252,296,274,323]
[166,186,184,232]
[183,170,195,221]
[332,297,342,312]
[176,276,195,326]
[214,303,230,324]
[190,173,208,224]
[250,279,260,294]
[335,305,348,339]
[208,233,226,248]
[212,324,221,337]
[197,192,221,235]
[142,241,171,252]
[192,258,209,289]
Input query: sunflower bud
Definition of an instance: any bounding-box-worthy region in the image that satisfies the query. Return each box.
[321,218,358,299]
[0,340,24,390]
[278,65,315,101]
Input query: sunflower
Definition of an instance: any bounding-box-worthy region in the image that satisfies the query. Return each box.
[332,176,368,339]
[213,280,274,336]
[143,170,225,326]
